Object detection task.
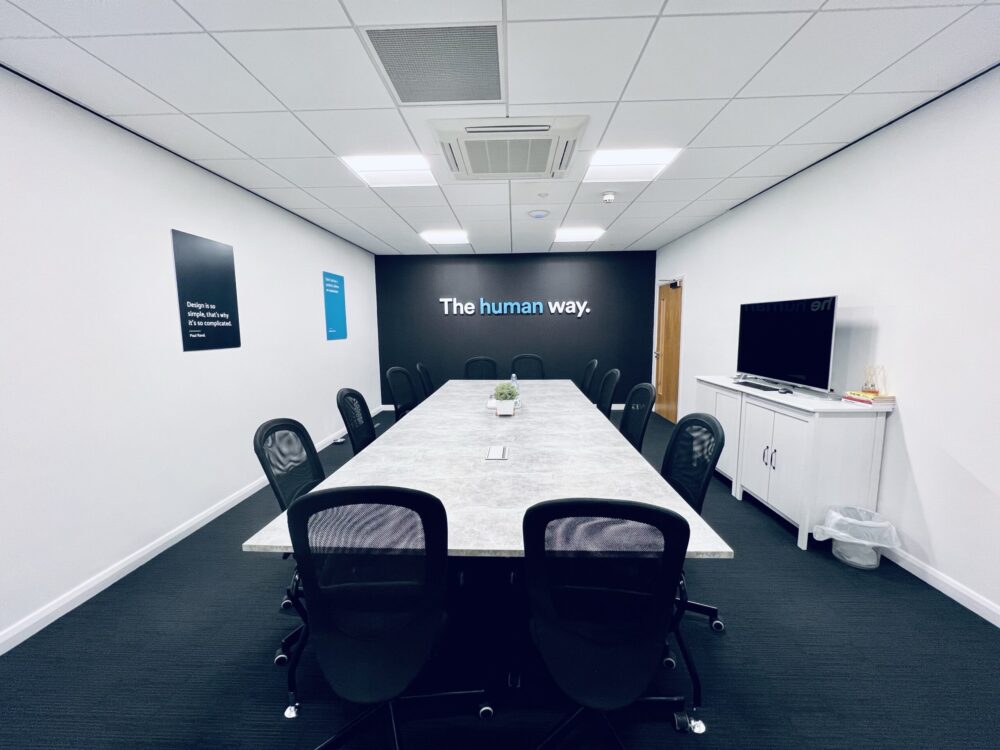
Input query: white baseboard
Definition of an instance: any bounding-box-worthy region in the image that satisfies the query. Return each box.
[0,413,392,657]
[882,548,1000,628]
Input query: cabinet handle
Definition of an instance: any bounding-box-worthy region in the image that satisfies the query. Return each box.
[771,449,777,470]
[762,446,769,465]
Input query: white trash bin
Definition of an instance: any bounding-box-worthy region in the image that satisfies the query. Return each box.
[812,506,902,569]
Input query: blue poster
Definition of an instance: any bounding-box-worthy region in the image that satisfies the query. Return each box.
[323,272,347,340]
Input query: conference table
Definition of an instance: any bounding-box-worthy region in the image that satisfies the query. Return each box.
[243,379,733,559]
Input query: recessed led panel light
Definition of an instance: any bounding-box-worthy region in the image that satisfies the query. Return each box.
[554,226,604,242]
[583,148,683,182]
[362,169,437,187]
[420,229,469,244]
[341,154,430,172]
[583,164,666,182]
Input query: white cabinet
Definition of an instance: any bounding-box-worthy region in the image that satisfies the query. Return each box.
[694,380,742,481]
[693,377,891,550]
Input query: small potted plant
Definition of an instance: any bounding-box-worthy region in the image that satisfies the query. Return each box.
[493,382,519,416]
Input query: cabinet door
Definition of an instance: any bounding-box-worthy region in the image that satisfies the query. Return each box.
[768,412,809,522]
[695,381,715,415]
[740,402,774,501]
[714,390,740,479]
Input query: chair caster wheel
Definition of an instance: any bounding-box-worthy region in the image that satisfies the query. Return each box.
[674,712,706,734]
[273,649,288,666]
[691,718,707,734]
[662,656,677,670]
[710,618,725,632]
[284,704,299,719]
[478,703,494,720]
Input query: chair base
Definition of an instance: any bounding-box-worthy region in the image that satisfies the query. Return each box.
[536,697,704,750]
[686,599,725,632]
[312,690,491,750]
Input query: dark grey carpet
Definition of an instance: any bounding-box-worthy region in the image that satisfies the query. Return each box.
[1,412,997,749]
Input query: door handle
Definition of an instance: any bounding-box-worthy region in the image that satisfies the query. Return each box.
[654,351,660,359]
[762,446,769,465]
[771,449,777,470]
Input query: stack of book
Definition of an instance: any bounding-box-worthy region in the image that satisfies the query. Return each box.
[842,390,896,406]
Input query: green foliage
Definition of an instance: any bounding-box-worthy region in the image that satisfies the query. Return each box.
[493,382,519,401]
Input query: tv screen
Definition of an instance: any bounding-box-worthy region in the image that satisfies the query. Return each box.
[737,296,837,390]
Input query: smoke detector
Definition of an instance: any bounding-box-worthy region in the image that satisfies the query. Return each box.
[527,209,550,220]
[602,191,617,204]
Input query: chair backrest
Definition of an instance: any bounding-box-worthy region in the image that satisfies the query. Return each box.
[660,413,725,516]
[287,486,448,704]
[337,388,376,455]
[464,356,498,380]
[523,498,690,711]
[253,418,325,511]
[415,362,435,398]
[386,366,419,419]
[595,368,621,418]
[619,383,656,451]
[511,353,545,379]
[579,359,598,400]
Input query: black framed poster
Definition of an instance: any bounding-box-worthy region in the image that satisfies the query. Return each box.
[171,229,241,352]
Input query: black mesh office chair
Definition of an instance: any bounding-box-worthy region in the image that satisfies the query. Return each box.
[415,362,435,398]
[337,388,376,455]
[286,486,491,741]
[511,353,545,379]
[523,499,705,746]
[661,413,726,632]
[252,419,324,687]
[619,383,656,452]
[464,356,498,380]
[579,359,598,402]
[386,366,419,420]
[595,368,620,419]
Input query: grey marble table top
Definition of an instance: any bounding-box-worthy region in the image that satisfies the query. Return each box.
[242,379,733,559]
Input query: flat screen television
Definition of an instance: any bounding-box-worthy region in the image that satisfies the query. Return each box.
[736,296,837,391]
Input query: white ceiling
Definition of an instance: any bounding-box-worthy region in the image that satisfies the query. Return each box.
[1,0,998,254]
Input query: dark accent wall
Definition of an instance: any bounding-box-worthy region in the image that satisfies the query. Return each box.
[375,252,655,404]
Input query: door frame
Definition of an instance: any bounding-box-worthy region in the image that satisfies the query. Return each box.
[653,276,685,422]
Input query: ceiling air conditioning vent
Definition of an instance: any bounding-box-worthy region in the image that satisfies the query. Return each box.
[432,116,588,180]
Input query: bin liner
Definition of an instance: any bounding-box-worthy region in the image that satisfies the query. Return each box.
[812,506,902,569]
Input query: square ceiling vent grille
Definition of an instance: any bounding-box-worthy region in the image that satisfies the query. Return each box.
[365,25,502,104]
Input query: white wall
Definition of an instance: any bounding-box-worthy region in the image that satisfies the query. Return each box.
[0,70,382,652]
[656,68,1000,626]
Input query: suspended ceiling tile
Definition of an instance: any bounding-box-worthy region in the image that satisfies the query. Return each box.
[0,38,175,115]
[194,112,331,158]
[259,157,362,188]
[601,100,727,149]
[638,178,720,202]
[453,204,509,223]
[509,180,579,205]
[392,205,460,232]
[663,0,823,11]
[740,7,965,97]
[507,0,662,20]
[15,0,198,35]
[342,0,501,26]
[176,0,350,31]
[254,187,326,210]
[441,182,510,206]
[626,13,808,101]
[307,186,385,208]
[0,2,56,37]
[859,6,1000,94]
[701,176,783,201]
[658,146,767,180]
[692,96,839,147]
[573,181,648,205]
[114,114,244,159]
[298,108,416,156]
[735,143,843,177]
[196,159,292,188]
[375,186,449,207]
[216,29,392,110]
[77,33,283,113]
[507,18,653,104]
[783,92,930,144]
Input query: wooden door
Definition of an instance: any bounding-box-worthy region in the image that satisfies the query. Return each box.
[653,283,682,421]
